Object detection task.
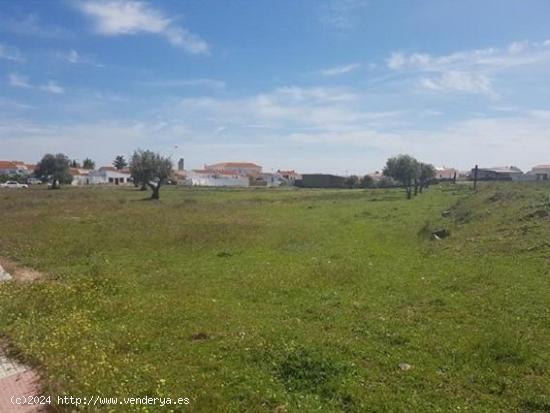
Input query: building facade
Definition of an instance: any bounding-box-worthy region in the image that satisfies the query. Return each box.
[204,162,262,177]
[191,170,249,187]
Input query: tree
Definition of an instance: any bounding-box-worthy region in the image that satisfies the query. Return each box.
[113,155,128,170]
[70,159,81,168]
[418,163,436,193]
[82,158,95,170]
[383,154,419,199]
[345,175,361,189]
[35,153,72,189]
[129,149,173,200]
[360,175,375,188]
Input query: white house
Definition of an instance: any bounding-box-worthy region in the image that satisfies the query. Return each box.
[70,168,92,185]
[204,162,262,177]
[526,164,550,181]
[88,167,132,185]
[262,172,293,187]
[435,166,458,180]
[0,161,33,176]
[191,170,249,187]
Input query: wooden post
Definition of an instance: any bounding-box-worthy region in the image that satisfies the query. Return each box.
[452,171,456,184]
[473,165,478,190]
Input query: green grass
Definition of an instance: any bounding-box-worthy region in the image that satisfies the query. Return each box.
[0,183,548,412]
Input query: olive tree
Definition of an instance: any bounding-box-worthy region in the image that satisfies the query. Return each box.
[383,154,419,199]
[129,149,173,200]
[35,153,72,189]
[418,163,436,193]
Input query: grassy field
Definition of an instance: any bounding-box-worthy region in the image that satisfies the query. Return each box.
[0,183,548,412]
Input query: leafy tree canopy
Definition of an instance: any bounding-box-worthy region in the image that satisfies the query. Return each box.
[129,149,173,199]
[82,158,95,170]
[113,155,128,170]
[35,153,72,189]
[383,154,420,199]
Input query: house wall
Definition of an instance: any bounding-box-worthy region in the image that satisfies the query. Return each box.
[205,164,262,176]
[191,173,249,187]
[88,170,131,185]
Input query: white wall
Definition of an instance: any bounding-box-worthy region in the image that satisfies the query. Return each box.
[191,173,249,187]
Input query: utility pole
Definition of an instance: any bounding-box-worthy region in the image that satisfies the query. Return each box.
[473,164,478,190]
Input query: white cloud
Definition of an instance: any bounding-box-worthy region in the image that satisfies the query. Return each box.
[0,43,23,61]
[386,40,550,96]
[8,73,31,88]
[320,63,360,76]
[40,81,64,94]
[387,52,406,70]
[57,49,103,67]
[387,41,550,73]
[508,40,528,54]
[420,71,494,95]
[8,74,64,94]
[78,1,209,54]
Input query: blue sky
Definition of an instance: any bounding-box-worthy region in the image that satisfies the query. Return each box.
[1,0,550,173]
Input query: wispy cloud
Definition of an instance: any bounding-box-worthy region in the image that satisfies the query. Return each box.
[55,49,103,67]
[320,63,360,76]
[319,0,369,31]
[40,81,64,94]
[8,73,31,88]
[420,71,494,96]
[77,1,209,54]
[8,73,64,94]
[0,43,23,62]
[0,14,70,38]
[0,98,34,111]
[386,40,550,95]
[140,78,226,90]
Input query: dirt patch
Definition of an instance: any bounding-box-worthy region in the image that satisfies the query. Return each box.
[191,332,209,341]
[0,258,43,282]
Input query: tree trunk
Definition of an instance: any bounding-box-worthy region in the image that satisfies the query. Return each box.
[148,182,161,200]
[414,179,418,196]
[140,182,147,191]
[406,186,412,199]
[50,180,60,190]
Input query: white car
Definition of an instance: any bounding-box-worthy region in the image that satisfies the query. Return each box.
[0,181,29,189]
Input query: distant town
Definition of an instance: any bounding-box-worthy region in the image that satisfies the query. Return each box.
[1,158,549,188]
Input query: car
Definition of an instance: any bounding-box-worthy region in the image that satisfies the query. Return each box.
[0,181,29,189]
[27,178,43,185]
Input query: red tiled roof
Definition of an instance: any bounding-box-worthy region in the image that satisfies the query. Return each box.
[0,161,17,169]
[99,166,130,174]
[208,162,261,168]
[193,169,247,176]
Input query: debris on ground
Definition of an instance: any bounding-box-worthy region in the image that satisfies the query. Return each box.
[0,265,11,282]
[0,259,42,282]
[398,363,412,371]
[431,228,450,239]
